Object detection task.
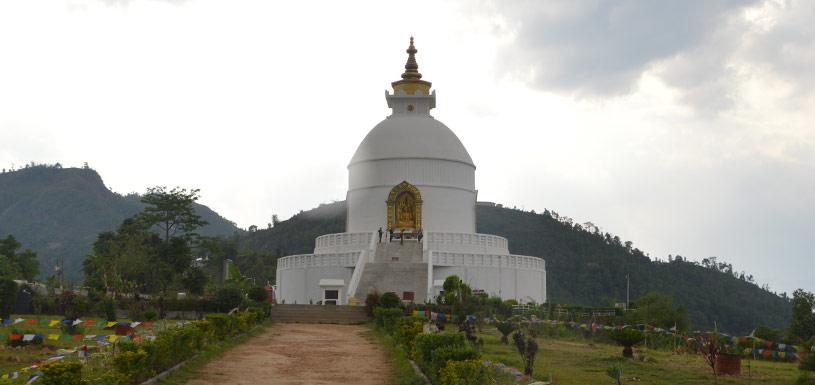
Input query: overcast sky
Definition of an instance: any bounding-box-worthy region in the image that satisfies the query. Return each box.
[1,0,812,295]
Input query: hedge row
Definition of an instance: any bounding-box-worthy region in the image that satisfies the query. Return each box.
[36,308,268,385]
[374,306,491,385]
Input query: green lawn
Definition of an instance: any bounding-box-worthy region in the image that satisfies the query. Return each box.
[477,327,800,385]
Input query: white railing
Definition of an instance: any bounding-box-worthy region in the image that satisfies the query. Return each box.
[425,232,509,254]
[277,252,359,270]
[346,232,377,301]
[431,252,545,271]
[315,232,374,253]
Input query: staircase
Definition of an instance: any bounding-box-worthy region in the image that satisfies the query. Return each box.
[270,304,368,324]
[354,241,427,302]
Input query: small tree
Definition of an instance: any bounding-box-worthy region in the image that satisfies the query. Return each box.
[609,328,644,358]
[496,320,516,344]
[691,332,721,378]
[512,331,539,376]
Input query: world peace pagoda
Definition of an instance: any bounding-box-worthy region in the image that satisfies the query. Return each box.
[275,38,547,306]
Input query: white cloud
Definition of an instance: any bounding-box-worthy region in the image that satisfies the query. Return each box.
[0,0,812,294]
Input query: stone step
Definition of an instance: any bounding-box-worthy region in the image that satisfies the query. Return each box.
[355,262,427,302]
[270,304,368,324]
[374,241,423,263]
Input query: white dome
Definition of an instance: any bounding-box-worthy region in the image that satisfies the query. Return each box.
[349,115,474,167]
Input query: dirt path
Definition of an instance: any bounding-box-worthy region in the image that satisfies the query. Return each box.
[185,323,391,385]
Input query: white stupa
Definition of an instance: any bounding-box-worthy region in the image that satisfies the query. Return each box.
[276,38,546,305]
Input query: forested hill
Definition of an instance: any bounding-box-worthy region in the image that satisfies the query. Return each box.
[0,165,239,282]
[238,201,790,334]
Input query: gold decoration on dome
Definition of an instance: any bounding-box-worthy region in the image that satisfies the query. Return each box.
[386,181,423,231]
[391,37,432,95]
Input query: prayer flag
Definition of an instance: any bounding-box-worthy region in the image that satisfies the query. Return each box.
[14,318,24,324]
[59,335,71,341]
[143,322,153,329]
[48,320,60,327]
[106,322,116,328]
[23,334,35,342]
[72,319,82,327]
[71,335,82,341]
[95,321,106,328]
[48,334,59,341]
[24,319,36,325]
[37,319,48,326]
[83,320,95,326]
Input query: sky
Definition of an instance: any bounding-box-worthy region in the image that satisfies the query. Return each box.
[0,0,812,295]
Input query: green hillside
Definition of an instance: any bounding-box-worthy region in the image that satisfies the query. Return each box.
[0,164,240,282]
[237,201,790,334]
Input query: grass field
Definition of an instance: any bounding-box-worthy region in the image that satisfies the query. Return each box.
[477,326,801,385]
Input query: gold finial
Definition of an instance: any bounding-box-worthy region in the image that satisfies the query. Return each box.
[392,36,432,95]
[401,36,422,80]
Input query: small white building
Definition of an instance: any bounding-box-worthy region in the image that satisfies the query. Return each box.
[276,38,546,305]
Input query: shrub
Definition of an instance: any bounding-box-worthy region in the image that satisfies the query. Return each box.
[609,327,645,358]
[440,359,493,385]
[380,292,401,308]
[512,331,539,376]
[365,292,381,317]
[394,316,424,355]
[144,309,158,321]
[415,332,467,367]
[215,286,244,312]
[60,324,85,336]
[430,345,480,382]
[113,348,151,384]
[206,313,236,340]
[496,320,515,344]
[40,360,82,385]
[247,286,268,303]
[801,351,815,371]
[374,307,404,334]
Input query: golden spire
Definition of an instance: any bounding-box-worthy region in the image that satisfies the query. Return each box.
[392,36,432,95]
[401,37,422,80]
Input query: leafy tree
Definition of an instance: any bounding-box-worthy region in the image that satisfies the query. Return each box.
[0,278,17,319]
[182,267,208,296]
[790,289,815,342]
[137,186,208,242]
[0,235,40,281]
[754,325,781,342]
[625,292,690,331]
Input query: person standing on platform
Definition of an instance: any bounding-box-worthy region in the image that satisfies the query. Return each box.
[377,227,383,243]
[417,229,423,243]
[400,229,405,245]
[388,228,393,242]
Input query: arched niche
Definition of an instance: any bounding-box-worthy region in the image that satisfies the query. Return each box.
[386,181,423,231]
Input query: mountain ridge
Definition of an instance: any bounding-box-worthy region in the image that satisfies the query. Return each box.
[0,165,240,282]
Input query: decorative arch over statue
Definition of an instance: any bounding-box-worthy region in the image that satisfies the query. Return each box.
[386,181,423,231]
